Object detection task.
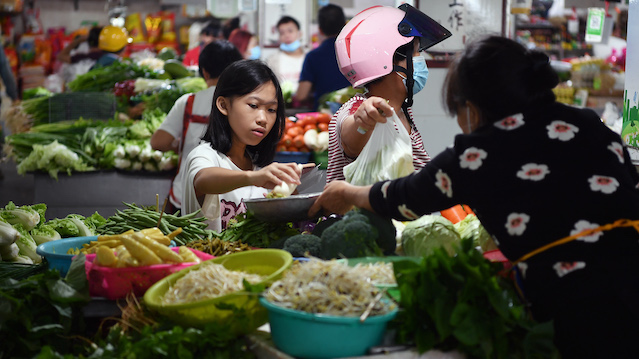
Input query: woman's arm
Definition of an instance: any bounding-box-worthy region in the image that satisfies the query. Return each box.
[309,181,373,216]
[340,97,393,158]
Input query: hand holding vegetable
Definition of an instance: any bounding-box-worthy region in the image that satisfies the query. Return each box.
[308,180,373,217]
[249,162,302,190]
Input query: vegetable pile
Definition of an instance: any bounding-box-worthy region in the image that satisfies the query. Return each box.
[0,201,105,265]
[392,239,557,358]
[265,258,395,317]
[97,203,215,245]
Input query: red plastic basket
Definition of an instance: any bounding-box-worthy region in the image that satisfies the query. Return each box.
[85,247,213,300]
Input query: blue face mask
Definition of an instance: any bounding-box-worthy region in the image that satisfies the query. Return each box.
[397,56,429,95]
[248,46,261,60]
[280,39,300,52]
[411,56,429,94]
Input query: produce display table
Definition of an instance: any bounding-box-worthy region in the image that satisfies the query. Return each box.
[247,331,465,359]
[33,170,173,219]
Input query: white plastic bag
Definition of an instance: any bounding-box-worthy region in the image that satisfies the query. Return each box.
[343,109,414,185]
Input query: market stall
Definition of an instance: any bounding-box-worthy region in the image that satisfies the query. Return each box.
[0,0,635,358]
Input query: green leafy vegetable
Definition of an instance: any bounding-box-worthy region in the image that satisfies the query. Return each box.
[0,201,41,231]
[16,140,95,179]
[393,239,558,358]
[68,60,158,93]
[455,214,498,252]
[217,211,300,248]
[401,215,460,257]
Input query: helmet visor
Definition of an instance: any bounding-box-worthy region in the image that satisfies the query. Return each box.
[398,4,452,51]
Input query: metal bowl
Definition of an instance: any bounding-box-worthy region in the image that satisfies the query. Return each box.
[244,192,322,223]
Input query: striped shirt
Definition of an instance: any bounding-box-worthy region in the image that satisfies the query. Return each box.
[326,94,430,183]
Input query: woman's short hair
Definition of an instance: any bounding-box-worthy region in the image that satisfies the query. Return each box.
[443,36,559,123]
[202,59,286,167]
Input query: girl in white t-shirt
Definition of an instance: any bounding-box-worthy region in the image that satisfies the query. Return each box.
[181,60,301,231]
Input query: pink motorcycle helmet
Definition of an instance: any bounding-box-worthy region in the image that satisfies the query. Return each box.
[336,4,451,89]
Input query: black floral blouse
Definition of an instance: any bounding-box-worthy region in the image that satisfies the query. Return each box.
[370,101,639,319]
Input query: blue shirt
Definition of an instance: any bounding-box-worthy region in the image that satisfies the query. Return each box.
[299,37,350,111]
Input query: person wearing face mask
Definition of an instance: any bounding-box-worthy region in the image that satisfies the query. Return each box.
[311,35,639,359]
[327,4,450,183]
[229,29,261,60]
[265,16,307,93]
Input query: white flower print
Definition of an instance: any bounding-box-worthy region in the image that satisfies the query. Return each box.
[493,113,525,130]
[588,175,620,194]
[505,213,530,236]
[547,120,579,141]
[516,163,550,181]
[607,142,624,163]
[459,147,487,170]
[517,262,528,279]
[571,220,602,243]
[398,204,419,220]
[381,181,390,199]
[435,170,453,198]
[553,261,586,278]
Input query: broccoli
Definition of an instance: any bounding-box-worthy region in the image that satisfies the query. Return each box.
[283,234,322,257]
[319,210,383,259]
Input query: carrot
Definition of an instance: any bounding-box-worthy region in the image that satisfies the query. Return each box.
[440,204,469,224]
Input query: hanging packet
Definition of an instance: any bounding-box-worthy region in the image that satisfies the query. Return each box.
[343,108,414,185]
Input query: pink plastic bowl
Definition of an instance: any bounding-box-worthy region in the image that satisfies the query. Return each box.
[85,247,213,300]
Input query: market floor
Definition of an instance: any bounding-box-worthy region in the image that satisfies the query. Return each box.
[0,159,34,205]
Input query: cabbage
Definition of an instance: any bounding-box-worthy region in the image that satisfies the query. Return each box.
[454,214,497,252]
[16,140,94,179]
[401,215,460,257]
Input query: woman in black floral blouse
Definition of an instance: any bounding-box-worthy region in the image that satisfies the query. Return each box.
[310,36,639,358]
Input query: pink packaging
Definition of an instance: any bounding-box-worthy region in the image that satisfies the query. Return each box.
[85,247,214,300]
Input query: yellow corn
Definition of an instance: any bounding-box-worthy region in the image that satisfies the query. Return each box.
[132,232,183,263]
[167,227,183,240]
[120,235,162,266]
[178,246,200,263]
[94,246,118,267]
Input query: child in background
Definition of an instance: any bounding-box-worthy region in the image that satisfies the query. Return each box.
[151,40,243,212]
[181,60,302,231]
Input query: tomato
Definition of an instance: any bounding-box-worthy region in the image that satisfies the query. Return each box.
[287,126,304,138]
[304,124,317,133]
[286,146,299,152]
[316,113,331,124]
[293,134,305,148]
[276,145,287,152]
[281,134,293,146]
[317,122,329,132]
[285,120,295,131]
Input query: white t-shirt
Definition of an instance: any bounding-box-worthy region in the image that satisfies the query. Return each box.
[158,86,215,208]
[266,51,306,91]
[181,143,268,232]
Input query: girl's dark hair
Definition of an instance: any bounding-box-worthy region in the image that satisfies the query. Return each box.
[202,59,286,167]
[443,36,559,123]
[198,40,243,79]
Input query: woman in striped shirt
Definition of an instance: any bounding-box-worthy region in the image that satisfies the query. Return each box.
[327,5,447,182]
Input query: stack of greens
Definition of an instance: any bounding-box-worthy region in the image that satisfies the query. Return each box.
[393,239,558,358]
[0,201,105,265]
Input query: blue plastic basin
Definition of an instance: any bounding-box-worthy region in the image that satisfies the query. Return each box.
[36,236,96,276]
[259,297,397,359]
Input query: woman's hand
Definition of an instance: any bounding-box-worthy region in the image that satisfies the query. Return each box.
[250,162,302,189]
[342,96,394,158]
[308,181,373,217]
[352,96,393,133]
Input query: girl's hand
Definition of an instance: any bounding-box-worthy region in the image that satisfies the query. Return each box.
[308,181,373,216]
[250,162,302,189]
[352,96,393,134]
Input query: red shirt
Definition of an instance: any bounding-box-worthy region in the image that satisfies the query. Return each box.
[182,46,200,67]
